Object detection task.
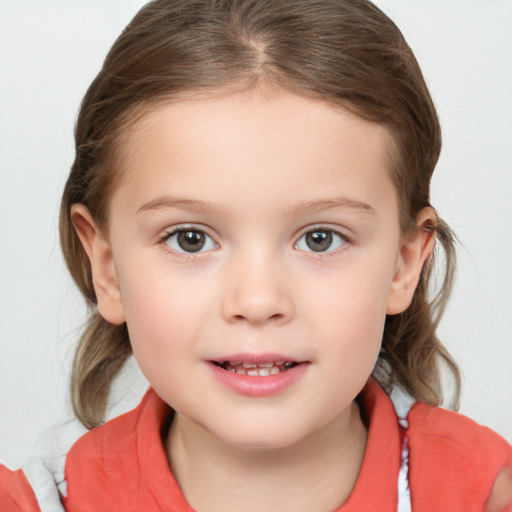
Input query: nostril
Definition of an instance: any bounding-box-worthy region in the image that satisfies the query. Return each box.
[221,289,294,325]
[232,312,286,323]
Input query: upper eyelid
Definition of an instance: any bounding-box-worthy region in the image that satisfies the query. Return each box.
[295,224,350,240]
[160,224,216,240]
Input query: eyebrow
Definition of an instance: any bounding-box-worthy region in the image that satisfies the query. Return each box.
[137,195,376,216]
[288,198,376,216]
[137,196,220,215]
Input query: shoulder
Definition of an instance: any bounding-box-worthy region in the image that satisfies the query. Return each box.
[64,388,154,491]
[407,402,511,467]
[0,415,87,512]
[406,402,512,511]
[63,387,176,511]
[0,363,150,512]
[0,465,40,512]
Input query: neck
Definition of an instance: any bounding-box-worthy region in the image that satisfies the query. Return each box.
[165,401,367,512]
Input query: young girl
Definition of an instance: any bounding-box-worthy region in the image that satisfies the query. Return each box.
[1,0,511,510]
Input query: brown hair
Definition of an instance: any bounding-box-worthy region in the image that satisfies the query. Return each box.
[60,0,460,429]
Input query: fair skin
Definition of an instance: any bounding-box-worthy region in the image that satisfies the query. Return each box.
[73,89,436,512]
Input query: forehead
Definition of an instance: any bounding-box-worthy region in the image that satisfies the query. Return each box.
[111,90,397,218]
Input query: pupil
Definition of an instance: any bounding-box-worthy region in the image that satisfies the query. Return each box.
[177,231,205,252]
[306,230,332,252]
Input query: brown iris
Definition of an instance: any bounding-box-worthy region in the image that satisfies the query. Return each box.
[177,230,206,252]
[305,230,333,252]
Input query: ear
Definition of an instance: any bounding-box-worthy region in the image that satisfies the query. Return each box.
[71,204,126,325]
[386,207,437,315]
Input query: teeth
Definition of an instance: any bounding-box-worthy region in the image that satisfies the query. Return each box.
[216,360,298,376]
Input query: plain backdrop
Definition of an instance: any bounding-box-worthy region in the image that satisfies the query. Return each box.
[1,1,511,470]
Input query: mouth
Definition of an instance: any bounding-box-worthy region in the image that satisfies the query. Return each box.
[207,356,308,396]
[211,360,299,376]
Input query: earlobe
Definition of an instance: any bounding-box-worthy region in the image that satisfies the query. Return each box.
[71,204,126,325]
[386,208,437,315]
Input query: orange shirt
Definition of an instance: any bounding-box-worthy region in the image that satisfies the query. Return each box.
[1,380,511,511]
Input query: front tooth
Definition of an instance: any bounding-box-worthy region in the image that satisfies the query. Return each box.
[235,368,246,374]
[270,367,280,375]
[242,362,257,368]
[247,370,259,376]
[257,362,274,368]
[259,368,271,376]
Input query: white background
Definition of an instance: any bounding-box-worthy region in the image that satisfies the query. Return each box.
[1,1,511,469]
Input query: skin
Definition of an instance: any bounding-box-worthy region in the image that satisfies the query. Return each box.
[73,89,436,512]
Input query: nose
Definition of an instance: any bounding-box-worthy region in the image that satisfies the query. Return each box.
[221,252,294,326]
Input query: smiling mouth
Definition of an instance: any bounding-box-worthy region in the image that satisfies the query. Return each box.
[211,361,298,376]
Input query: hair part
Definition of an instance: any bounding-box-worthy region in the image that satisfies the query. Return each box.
[60,0,460,428]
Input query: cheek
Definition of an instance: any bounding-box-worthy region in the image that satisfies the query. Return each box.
[308,256,395,354]
[115,262,205,366]
[316,255,394,317]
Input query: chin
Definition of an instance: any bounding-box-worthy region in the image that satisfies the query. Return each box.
[212,418,309,453]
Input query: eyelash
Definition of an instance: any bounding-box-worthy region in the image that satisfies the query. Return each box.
[295,226,350,255]
[158,225,350,257]
[159,226,218,259]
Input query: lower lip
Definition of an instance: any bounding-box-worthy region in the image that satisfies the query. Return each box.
[207,362,308,397]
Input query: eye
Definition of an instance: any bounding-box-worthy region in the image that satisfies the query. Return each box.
[295,229,347,253]
[163,228,217,254]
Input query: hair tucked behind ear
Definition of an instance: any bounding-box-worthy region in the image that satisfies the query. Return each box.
[61,0,461,428]
[377,218,460,409]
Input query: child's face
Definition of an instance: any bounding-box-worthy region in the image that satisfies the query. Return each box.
[80,90,429,450]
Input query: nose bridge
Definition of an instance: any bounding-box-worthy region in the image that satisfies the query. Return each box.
[221,244,293,325]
